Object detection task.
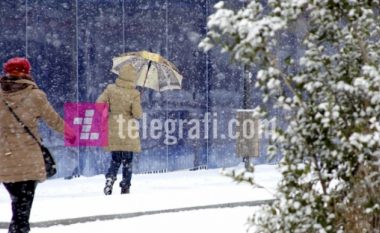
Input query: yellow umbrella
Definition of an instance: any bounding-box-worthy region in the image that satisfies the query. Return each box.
[111,51,183,92]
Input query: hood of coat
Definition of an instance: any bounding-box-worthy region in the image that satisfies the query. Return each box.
[0,75,37,93]
[115,64,137,89]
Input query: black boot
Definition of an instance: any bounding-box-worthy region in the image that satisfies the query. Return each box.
[121,186,130,194]
[104,178,115,195]
[120,179,130,194]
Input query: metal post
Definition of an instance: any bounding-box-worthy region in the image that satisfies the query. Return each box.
[242,65,253,169]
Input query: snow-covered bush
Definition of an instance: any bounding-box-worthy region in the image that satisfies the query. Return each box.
[201,1,380,232]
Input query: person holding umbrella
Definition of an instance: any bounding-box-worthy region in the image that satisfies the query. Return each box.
[98,51,184,195]
[97,64,143,195]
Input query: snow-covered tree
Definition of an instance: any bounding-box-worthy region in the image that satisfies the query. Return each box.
[200,1,380,232]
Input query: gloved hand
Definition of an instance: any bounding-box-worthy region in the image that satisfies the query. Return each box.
[64,125,77,145]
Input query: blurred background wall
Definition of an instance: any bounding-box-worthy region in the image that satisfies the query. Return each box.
[0,0,288,177]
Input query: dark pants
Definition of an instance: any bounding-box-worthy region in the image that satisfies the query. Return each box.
[3,181,37,233]
[106,151,133,188]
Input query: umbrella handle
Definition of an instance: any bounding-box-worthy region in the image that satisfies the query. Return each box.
[140,60,152,97]
[142,60,152,88]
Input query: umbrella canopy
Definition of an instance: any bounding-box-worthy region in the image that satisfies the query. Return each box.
[111,51,183,92]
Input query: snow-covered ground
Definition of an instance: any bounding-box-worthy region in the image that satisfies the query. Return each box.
[0,164,280,233]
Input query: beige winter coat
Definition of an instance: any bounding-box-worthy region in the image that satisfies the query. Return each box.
[97,64,143,152]
[0,81,64,183]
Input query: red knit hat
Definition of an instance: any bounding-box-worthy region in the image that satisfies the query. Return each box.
[3,57,31,76]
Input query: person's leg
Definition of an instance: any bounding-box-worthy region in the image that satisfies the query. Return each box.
[104,151,122,195]
[106,151,122,179]
[120,152,133,194]
[3,181,37,233]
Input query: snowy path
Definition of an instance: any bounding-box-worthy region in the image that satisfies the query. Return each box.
[0,164,280,232]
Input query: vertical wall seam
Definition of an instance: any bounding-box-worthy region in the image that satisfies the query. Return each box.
[75,0,80,169]
[165,0,169,171]
[25,0,28,57]
[122,0,125,53]
[206,0,210,167]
